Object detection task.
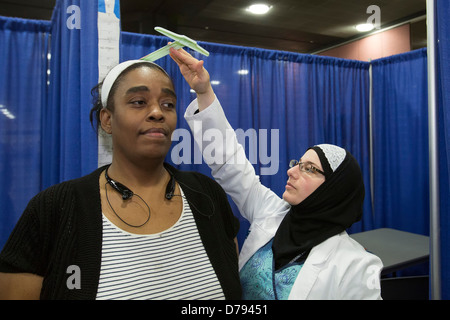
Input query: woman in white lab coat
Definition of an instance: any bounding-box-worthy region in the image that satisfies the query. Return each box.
[171,48,383,300]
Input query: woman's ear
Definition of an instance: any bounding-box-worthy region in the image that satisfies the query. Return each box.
[99,108,112,134]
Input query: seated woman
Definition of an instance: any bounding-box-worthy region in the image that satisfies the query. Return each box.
[170,47,383,300]
[0,60,241,300]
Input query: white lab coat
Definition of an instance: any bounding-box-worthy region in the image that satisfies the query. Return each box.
[184,97,383,300]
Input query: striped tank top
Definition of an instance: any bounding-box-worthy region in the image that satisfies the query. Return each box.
[96,188,225,300]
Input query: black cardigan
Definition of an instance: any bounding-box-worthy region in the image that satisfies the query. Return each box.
[0,164,242,300]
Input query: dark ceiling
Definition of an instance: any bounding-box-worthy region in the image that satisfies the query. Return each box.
[0,0,427,54]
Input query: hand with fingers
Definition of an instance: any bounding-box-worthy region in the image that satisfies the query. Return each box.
[169,47,216,111]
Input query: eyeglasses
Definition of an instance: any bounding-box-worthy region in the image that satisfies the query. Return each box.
[289,159,326,177]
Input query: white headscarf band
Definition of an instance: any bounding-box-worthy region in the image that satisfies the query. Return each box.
[315,144,346,172]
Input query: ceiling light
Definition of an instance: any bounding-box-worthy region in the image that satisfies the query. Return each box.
[355,23,374,32]
[246,4,271,15]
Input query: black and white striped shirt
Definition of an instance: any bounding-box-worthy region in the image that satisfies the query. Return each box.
[96,189,225,300]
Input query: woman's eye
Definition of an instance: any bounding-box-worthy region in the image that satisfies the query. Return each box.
[130,100,146,106]
[305,166,314,173]
[162,102,175,109]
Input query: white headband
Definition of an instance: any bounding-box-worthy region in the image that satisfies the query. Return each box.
[100,60,169,108]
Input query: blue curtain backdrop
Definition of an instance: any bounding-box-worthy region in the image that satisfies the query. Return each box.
[1,2,449,299]
[0,16,50,249]
[371,48,429,236]
[42,0,98,189]
[436,0,450,300]
[121,32,373,245]
[0,0,99,249]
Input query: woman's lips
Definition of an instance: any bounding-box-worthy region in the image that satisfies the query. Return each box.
[286,181,296,190]
[141,127,168,137]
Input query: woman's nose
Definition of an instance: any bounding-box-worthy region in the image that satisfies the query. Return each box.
[287,166,298,178]
[146,103,164,121]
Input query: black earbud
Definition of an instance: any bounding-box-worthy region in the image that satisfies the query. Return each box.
[105,168,134,200]
[105,166,175,201]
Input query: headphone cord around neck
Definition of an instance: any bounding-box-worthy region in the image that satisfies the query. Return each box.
[104,181,151,228]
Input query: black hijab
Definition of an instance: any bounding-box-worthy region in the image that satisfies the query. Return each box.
[272,145,365,270]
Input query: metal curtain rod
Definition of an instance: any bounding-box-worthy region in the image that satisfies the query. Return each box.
[426,0,441,301]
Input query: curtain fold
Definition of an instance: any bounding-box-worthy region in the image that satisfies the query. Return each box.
[0,16,50,248]
[42,0,98,189]
[371,48,429,236]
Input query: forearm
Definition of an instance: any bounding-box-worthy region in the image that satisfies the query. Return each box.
[184,97,256,197]
[0,272,42,300]
[184,98,287,223]
[196,85,216,112]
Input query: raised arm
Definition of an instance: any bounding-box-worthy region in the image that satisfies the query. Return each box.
[171,48,289,223]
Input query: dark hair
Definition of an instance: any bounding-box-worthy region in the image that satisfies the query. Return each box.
[89,62,174,134]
